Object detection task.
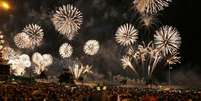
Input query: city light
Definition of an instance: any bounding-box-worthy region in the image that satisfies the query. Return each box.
[0,1,10,10]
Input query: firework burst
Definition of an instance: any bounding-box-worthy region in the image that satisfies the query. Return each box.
[121,56,139,76]
[11,66,26,76]
[120,41,181,78]
[42,54,53,67]
[154,26,181,56]
[59,43,73,58]
[51,4,83,40]
[23,24,44,48]
[115,23,138,46]
[19,54,32,67]
[14,32,32,49]
[133,0,172,14]
[2,46,17,61]
[166,51,181,65]
[32,52,53,74]
[122,42,160,77]
[9,54,31,76]
[68,63,92,80]
[32,52,43,66]
[83,40,100,56]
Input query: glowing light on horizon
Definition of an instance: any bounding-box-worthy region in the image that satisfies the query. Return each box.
[0,1,10,10]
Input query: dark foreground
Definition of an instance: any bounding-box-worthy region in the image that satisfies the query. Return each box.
[0,82,201,101]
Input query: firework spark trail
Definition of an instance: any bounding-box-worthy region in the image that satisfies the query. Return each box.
[51,4,83,40]
[133,0,172,14]
[68,63,92,80]
[149,52,161,77]
[166,51,181,65]
[121,41,180,78]
[154,26,181,56]
[23,24,44,48]
[115,23,138,46]
[121,56,139,76]
[83,40,100,56]
[59,43,73,58]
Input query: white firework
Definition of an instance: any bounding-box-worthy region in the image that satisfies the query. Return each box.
[68,63,92,79]
[2,47,17,60]
[83,40,100,55]
[51,4,83,40]
[9,54,31,76]
[42,54,53,67]
[59,43,73,58]
[133,0,172,14]
[121,56,133,70]
[23,24,44,48]
[19,54,31,67]
[32,52,53,74]
[154,26,181,56]
[115,23,138,46]
[32,52,43,65]
[11,66,26,76]
[14,32,32,49]
[166,51,180,65]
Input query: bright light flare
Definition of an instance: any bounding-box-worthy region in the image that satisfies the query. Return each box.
[0,1,10,10]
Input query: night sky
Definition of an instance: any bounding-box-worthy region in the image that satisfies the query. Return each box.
[0,0,200,85]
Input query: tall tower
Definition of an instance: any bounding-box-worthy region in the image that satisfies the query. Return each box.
[0,31,10,81]
[0,31,6,64]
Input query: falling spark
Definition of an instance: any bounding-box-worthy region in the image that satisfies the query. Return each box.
[115,23,138,46]
[51,4,83,40]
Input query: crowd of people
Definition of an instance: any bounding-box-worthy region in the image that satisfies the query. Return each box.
[0,82,201,101]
